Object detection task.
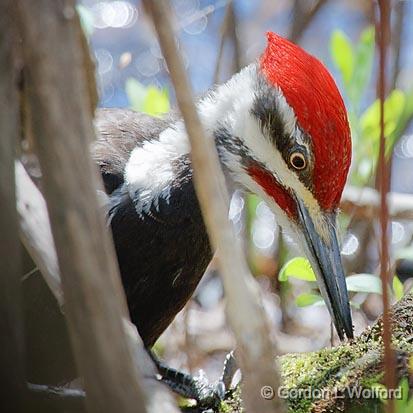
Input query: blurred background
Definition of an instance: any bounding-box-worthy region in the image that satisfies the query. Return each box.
[78,0,413,382]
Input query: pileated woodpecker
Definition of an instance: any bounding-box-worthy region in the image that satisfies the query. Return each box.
[92,32,353,404]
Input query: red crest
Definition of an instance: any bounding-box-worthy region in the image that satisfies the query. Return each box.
[260,32,351,210]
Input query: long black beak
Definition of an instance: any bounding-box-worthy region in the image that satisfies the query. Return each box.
[296,199,353,340]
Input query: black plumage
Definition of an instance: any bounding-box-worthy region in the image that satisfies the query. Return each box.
[92,108,212,346]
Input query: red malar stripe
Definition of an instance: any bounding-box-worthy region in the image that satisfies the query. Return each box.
[248,165,297,219]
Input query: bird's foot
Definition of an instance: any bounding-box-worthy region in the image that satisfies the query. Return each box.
[150,351,240,412]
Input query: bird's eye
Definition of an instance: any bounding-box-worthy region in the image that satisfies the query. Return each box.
[289,152,307,170]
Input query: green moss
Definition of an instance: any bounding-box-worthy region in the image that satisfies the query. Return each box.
[219,388,243,413]
[197,295,413,412]
[275,329,413,413]
[360,372,384,389]
[218,401,231,413]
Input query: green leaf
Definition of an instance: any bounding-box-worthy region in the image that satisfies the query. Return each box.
[370,383,389,402]
[279,257,316,282]
[126,78,147,112]
[76,5,95,37]
[356,158,374,181]
[246,194,261,221]
[393,276,404,300]
[330,30,354,85]
[125,79,170,116]
[295,293,323,307]
[246,194,260,241]
[348,26,375,108]
[396,247,413,261]
[393,378,411,412]
[387,89,413,155]
[346,274,382,294]
[399,377,410,402]
[360,89,406,150]
[294,294,361,309]
[143,86,170,116]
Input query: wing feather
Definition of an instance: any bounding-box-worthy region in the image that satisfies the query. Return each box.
[92,108,175,193]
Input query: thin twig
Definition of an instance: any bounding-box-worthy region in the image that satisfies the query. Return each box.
[144,1,285,412]
[377,2,396,412]
[227,2,242,73]
[27,383,86,411]
[289,0,329,43]
[178,0,230,31]
[213,3,232,84]
[340,185,413,220]
[213,1,242,84]
[390,0,405,90]
[183,304,195,373]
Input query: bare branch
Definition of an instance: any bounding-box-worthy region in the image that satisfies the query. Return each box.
[341,185,413,220]
[27,383,86,411]
[0,2,27,410]
[15,1,148,412]
[289,0,329,43]
[390,0,405,89]
[213,2,242,84]
[144,1,285,412]
[377,1,397,408]
[16,161,64,307]
[213,3,232,84]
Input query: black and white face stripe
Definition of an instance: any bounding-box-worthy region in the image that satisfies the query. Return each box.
[213,66,332,244]
[211,65,352,340]
[124,63,327,241]
[214,127,253,166]
[251,74,315,192]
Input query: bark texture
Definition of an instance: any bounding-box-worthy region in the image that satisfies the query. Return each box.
[16,1,148,412]
[0,2,26,411]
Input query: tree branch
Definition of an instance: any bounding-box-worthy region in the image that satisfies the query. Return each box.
[340,185,413,220]
[213,1,242,84]
[144,1,285,412]
[15,1,149,412]
[0,2,27,410]
[16,161,64,307]
[288,0,329,43]
[377,3,397,405]
[27,383,86,412]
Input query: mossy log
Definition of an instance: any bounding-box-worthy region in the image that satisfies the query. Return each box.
[221,293,413,413]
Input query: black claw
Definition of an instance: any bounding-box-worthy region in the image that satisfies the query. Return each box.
[149,349,239,411]
[220,351,239,391]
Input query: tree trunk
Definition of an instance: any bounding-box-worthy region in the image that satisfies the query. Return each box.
[15,1,148,412]
[0,1,26,411]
